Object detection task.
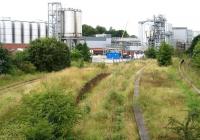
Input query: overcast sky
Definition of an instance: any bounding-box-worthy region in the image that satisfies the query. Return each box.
[0,0,199,36]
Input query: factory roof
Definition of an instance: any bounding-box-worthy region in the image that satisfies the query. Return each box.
[85,37,107,41]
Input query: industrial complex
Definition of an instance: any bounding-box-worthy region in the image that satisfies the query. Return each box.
[0,2,199,59]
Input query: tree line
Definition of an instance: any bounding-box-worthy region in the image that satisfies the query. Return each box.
[82,24,137,38]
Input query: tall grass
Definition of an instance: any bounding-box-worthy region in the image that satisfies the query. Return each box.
[138,59,200,139]
[74,60,146,140]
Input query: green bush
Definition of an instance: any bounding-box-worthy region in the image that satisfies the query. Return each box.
[28,38,71,72]
[19,88,80,139]
[24,119,54,140]
[12,51,36,73]
[75,43,91,62]
[192,42,200,67]
[168,109,200,140]
[157,42,173,66]
[145,47,157,59]
[0,47,11,74]
[71,49,82,61]
[187,35,200,56]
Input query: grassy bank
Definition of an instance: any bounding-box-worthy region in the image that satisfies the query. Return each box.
[138,59,200,139]
[0,65,103,139]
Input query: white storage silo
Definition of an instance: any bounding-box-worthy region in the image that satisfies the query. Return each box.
[75,10,82,37]
[64,9,75,37]
[32,22,38,41]
[14,21,22,44]
[0,21,2,43]
[4,21,12,44]
[23,22,30,44]
[40,22,47,38]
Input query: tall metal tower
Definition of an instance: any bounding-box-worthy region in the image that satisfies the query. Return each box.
[48,2,62,39]
[139,15,166,47]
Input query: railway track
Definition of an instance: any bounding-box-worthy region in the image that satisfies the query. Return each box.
[0,78,42,93]
[179,59,200,95]
[133,67,150,140]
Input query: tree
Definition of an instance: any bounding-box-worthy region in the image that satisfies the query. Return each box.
[145,47,157,59]
[75,43,91,61]
[157,42,173,66]
[0,47,11,74]
[28,38,70,72]
[96,26,106,34]
[82,24,97,36]
[187,35,200,56]
[192,42,200,67]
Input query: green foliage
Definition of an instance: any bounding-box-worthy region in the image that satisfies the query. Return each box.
[12,51,36,73]
[24,119,54,140]
[157,42,173,66]
[19,88,80,139]
[0,47,11,74]
[75,43,91,62]
[96,62,106,69]
[82,24,97,36]
[187,35,200,56]
[71,49,82,61]
[192,42,200,67]
[28,38,70,72]
[168,109,200,140]
[82,24,130,37]
[145,47,157,59]
[96,25,106,34]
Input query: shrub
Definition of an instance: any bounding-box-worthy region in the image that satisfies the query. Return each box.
[168,109,200,140]
[71,49,82,61]
[192,42,200,67]
[75,43,91,62]
[145,47,157,58]
[157,42,173,66]
[28,38,70,72]
[187,35,200,56]
[12,51,36,73]
[20,88,80,139]
[0,47,11,74]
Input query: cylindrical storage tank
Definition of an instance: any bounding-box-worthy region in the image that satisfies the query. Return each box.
[75,10,82,37]
[0,21,2,43]
[23,22,30,44]
[40,22,47,38]
[4,21,12,44]
[32,22,38,41]
[14,21,22,44]
[64,9,75,37]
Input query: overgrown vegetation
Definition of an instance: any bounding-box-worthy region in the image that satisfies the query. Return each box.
[157,42,173,66]
[71,43,91,62]
[168,109,200,140]
[187,35,200,56]
[28,38,71,72]
[145,47,157,59]
[0,47,11,74]
[192,42,200,67]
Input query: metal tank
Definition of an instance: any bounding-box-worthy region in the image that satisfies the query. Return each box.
[40,22,47,38]
[63,9,75,37]
[31,22,38,41]
[75,10,82,37]
[14,21,22,44]
[4,21,12,43]
[0,21,2,43]
[23,22,30,44]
